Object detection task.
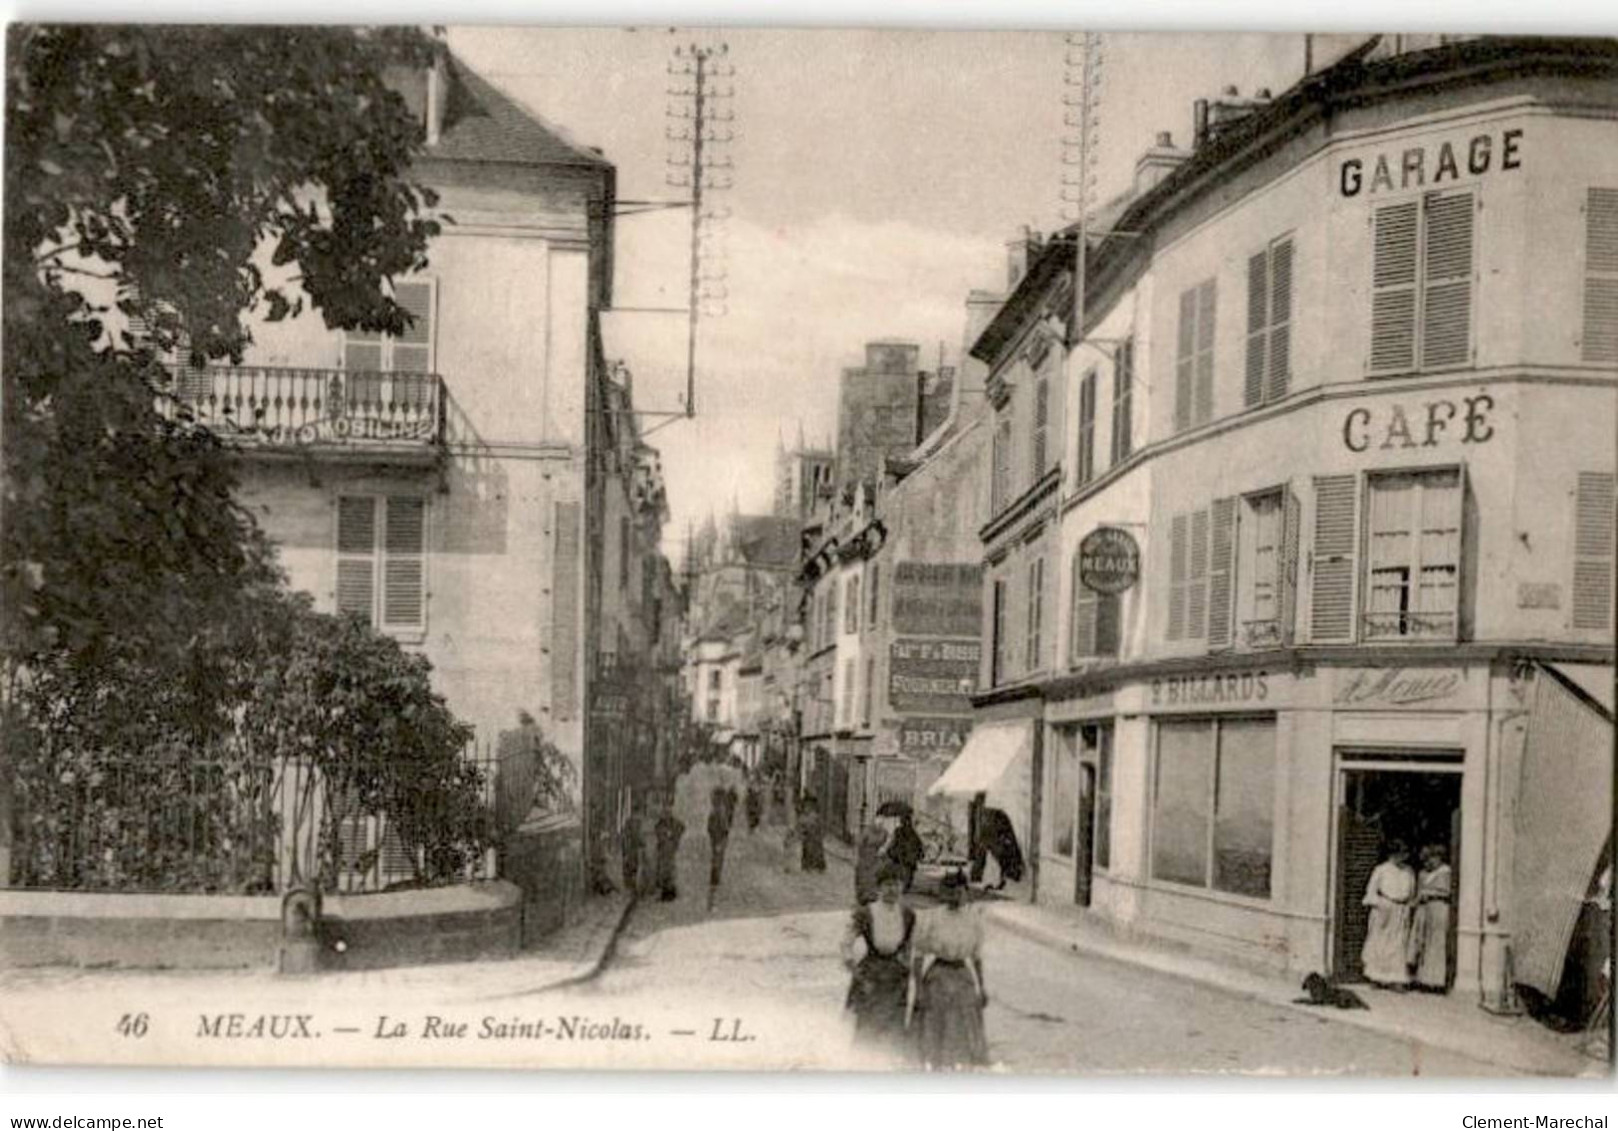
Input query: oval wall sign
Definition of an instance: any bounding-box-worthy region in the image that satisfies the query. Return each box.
[1079,527,1141,595]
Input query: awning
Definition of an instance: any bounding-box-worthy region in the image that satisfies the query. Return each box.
[1545,663,1615,720]
[928,721,1029,798]
[1510,663,1614,998]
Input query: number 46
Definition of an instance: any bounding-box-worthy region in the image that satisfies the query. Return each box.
[116,1013,148,1038]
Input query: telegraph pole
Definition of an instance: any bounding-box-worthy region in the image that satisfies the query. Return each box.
[1061,31,1104,348]
[667,41,734,420]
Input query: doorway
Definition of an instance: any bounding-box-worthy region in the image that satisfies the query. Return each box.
[1075,763,1097,908]
[1333,761,1462,988]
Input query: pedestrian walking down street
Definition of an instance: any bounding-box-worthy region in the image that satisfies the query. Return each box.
[654,797,685,903]
[1361,839,1417,989]
[707,786,734,910]
[854,819,890,906]
[968,805,1025,889]
[886,810,924,892]
[782,814,802,875]
[910,871,990,1070]
[843,862,916,1058]
[799,795,827,873]
[745,779,763,833]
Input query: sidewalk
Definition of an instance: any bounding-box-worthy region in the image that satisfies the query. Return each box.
[984,898,1601,1078]
[0,890,636,1004]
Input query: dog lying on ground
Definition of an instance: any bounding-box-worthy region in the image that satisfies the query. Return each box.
[1295,972,1370,1009]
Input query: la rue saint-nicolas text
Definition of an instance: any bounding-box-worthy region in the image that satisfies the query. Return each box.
[196,1013,756,1043]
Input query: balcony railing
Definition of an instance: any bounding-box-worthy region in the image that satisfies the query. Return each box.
[1241,618,1284,649]
[157,366,445,455]
[1362,610,1458,641]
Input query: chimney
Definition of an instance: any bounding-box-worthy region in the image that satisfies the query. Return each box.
[1133,130,1190,197]
[1197,84,1273,146]
[426,53,449,147]
[1005,226,1043,289]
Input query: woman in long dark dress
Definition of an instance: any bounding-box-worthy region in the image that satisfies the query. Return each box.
[842,863,916,1055]
[653,799,685,902]
[800,796,827,873]
[910,870,989,1069]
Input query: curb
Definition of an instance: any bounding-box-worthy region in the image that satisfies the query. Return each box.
[479,892,639,1001]
[984,904,1590,1078]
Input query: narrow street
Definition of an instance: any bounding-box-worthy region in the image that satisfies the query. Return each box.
[584,807,1511,1076]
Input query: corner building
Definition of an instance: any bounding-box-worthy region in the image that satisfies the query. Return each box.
[968,38,1616,1011]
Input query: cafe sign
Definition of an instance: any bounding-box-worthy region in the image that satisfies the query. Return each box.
[1079,527,1141,595]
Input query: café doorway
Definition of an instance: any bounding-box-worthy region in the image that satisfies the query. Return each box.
[1332,754,1462,989]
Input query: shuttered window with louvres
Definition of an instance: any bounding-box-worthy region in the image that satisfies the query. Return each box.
[1188,508,1210,640]
[1279,488,1302,646]
[1573,471,1616,631]
[1031,373,1050,481]
[343,278,435,380]
[1194,281,1217,425]
[336,496,378,624]
[381,496,426,631]
[1421,193,1474,368]
[1245,251,1269,408]
[1076,369,1097,486]
[1583,188,1618,365]
[1207,498,1237,649]
[1267,239,1293,401]
[1370,193,1474,374]
[1370,201,1420,373]
[1111,338,1134,465]
[1175,288,1197,433]
[1168,513,1188,641]
[1311,475,1359,643]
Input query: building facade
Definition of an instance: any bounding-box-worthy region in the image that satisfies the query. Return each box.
[965,36,1616,1010]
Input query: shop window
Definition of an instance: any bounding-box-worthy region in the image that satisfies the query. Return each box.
[1047,730,1080,860]
[1244,236,1294,407]
[1069,548,1121,661]
[1025,556,1045,672]
[1364,469,1462,640]
[1573,471,1616,630]
[1110,338,1134,465]
[1369,191,1475,374]
[991,578,1008,687]
[1174,278,1217,432]
[1152,717,1275,898]
[1075,368,1097,487]
[336,495,426,636]
[1583,188,1618,364]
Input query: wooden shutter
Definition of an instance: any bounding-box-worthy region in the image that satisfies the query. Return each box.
[1207,497,1237,649]
[1421,192,1474,369]
[1032,375,1050,478]
[1189,508,1210,639]
[1071,551,1095,660]
[1168,514,1188,641]
[1311,474,1359,642]
[1370,201,1419,373]
[344,329,383,373]
[1111,339,1133,464]
[1583,188,1618,364]
[381,497,426,631]
[1095,592,1121,657]
[1267,238,1293,400]
[1280,487,1302,645]
[391,280,435,374]
[1195,280,1217,424]
[1175,288,1195,433]
[553,501,581,720]
[1245,251,1268,408]
[336,496,377,624]
[1573,471,1616,630]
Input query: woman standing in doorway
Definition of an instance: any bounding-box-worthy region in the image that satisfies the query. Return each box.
[1361,839,1417,989]
[1407,844,1453,992]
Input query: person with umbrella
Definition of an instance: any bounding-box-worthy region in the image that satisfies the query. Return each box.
[880,800,924,892]
[854,815,892,906]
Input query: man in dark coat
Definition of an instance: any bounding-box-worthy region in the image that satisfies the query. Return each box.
[885,812,925,892]
[969,805,1025,888]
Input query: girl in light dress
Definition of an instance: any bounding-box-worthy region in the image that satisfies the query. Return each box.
[1361,839,1417,989]
[909,870,989,1068]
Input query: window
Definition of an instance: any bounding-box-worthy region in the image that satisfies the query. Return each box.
[1245,236,1294,406]
[1369,191,1474,374]
[1111,339,1134,465]
[1070,548,1121,661]
[706,698,719,722]
[991,413,1013,513]
[708,669,721,691]
[1215,488,1300,651]
[868,563,881,626]
[1152,717,1275,898]
[1573,471,1616,630]
[862,656,875,727]
[991,578,1008,687]
[1364,469,1462,640]
[336,495,426,634]
[845,575,861,635]
[1025,557,1045,672]
[1075,369,1097,487]
[825,581,839,645]
[1583,188,1618,364]
[619,515,632,591]
[1047,730,1080,860]
[1167,508,1210,642]
[1031,372,1051,481]
[1174,279,1216,432]
[841,659,856,726]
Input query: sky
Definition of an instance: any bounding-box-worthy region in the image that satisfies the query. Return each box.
[447,28,1306,559]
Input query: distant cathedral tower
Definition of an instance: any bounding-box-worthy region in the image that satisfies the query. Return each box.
[774,423,834,519]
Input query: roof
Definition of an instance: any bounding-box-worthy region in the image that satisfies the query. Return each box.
[431,56,612,170]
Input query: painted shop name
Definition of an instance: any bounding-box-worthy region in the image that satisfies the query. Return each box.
[1339,129,1522,197]
[1342,395,1494,452]
[1151,671,1269,708]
